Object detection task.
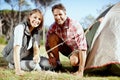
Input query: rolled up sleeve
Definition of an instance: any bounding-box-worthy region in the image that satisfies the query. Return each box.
[14,24,24,47]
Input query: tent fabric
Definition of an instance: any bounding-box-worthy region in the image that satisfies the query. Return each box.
[86,21,100,53]
[85,2,120,76]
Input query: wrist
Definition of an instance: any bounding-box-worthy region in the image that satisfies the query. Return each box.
[34,54,39,57]
[48,52,54,58]
[15,67,21,72]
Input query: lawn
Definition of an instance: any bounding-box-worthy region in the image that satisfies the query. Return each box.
[0,44,119,80]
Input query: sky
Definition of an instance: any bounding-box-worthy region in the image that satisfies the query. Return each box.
[0,0,120,28]
[44,0,119,28]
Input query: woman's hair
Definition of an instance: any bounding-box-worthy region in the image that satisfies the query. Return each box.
[52,3,66,12]
[27,9,44,30]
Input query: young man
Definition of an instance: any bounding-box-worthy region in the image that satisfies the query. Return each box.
[45,3,87,77]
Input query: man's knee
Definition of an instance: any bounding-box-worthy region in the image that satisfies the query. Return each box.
[69,50,79,66]
[47,33,60,52]
[47,33,60,61]
[70,55,79,66]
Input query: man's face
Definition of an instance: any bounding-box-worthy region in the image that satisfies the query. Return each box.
[53,9,67,26]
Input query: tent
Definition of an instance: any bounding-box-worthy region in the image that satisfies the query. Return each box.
[84,2,120,76]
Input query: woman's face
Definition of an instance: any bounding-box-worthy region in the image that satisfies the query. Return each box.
[29,12,42,28]
[53,9,67,25]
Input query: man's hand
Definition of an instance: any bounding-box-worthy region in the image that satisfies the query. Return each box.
[49,57,57,67]
[33,55,40,64]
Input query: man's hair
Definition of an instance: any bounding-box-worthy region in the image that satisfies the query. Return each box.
[52,3,66,12]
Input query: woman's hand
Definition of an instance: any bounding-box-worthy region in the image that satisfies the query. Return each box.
[15,69,25,76]
[33,55,40,64]
[14,45,24,75]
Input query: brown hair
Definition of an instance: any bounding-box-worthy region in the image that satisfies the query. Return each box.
[52,3,66,12]
[28,9,44,30]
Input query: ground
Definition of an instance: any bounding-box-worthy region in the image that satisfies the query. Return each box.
[0,45,120,80]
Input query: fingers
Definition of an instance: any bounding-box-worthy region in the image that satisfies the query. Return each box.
[73,71,83,78]
[15,70,25,76]
[49,57,57,67]
[33,56,40,64]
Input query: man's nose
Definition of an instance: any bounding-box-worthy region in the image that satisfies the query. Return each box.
[56,15,61,19]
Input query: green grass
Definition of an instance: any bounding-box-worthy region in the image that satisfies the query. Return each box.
[0,45,120,80]
[0,36,7,45]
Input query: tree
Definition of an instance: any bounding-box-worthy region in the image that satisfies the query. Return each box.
[5,0,29,22]
[18,0,30,22]
[3,0,29,40]
[80,14,95,29]
[0,16,3,36]
[4,0,18,38]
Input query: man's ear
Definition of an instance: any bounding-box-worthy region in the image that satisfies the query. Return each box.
[64,11,66,15]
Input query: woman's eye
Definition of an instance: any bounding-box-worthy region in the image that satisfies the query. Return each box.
[34,17,37,19]
[39,18,41,20]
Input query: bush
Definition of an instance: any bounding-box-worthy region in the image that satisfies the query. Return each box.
[0,36,7,44]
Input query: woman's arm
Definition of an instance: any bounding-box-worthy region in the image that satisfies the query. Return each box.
[14,45,24,75]
[13,24,25,75]
[33,41,40,64]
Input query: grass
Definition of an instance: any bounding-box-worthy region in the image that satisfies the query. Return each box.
[0,44,120,80]
[0,36,7,45]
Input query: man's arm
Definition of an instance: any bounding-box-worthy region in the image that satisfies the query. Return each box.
[78,50,87,77]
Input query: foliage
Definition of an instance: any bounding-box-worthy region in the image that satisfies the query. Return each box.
[0,9,12,13]
[31,0,60,13]
[0,36,7,44]
[80,14,95,29]
[40,40,44,45]
[0,9,28,40]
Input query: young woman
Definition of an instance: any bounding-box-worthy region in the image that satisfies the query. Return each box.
[2,9,44,75]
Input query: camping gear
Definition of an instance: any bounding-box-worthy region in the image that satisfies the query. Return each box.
[85,2,120,76]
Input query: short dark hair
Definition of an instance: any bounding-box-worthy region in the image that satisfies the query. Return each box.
[52,3,66,12]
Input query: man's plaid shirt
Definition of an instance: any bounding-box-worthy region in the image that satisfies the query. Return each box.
[46,17,87,51]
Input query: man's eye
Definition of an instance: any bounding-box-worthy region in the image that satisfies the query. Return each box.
[59,14,62,16]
